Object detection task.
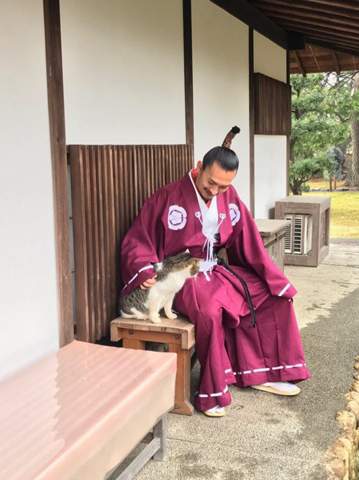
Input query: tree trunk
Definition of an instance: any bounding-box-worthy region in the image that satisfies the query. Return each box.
[329,176,333,191]
[349,73,359,187]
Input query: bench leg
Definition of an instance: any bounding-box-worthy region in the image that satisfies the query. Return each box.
[168,343,194,416]
[152,416,167,461]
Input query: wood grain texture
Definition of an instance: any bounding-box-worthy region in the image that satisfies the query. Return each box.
[183,0,194,151]
[253,73,291,136]
[43,0,74,346]
[249,27,255,216]
[70,144,193,342]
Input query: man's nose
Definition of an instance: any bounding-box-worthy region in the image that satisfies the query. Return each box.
[209,186,219,196]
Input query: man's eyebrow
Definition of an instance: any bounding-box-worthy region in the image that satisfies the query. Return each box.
[208,178,230,187]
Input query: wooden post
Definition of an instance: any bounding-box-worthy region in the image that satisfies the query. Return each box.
[43,0,74,346]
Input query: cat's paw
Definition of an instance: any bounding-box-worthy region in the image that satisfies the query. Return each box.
[149,315,161,324]
[166,312,177,320]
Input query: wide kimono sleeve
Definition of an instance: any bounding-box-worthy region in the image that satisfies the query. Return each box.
[120,190,166,295]
[226,193,297,299]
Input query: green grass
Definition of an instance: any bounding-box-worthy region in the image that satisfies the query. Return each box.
[303,191,359,238]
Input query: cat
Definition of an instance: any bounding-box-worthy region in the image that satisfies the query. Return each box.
[120,252,199,324]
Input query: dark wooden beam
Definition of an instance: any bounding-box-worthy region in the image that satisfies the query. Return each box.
[294,50,306,76]
[305,38,359,58]
[254,0,359,20]
[332,51,341,73]
[309,44,321,72]
[262,10,359,38]
[300,0,359,11]
[249,27,255,215]
[277,22,359,45]
[256,2,359,30]
[183,0,194,152]
[210,0,288,49]
[286,49,291,196]
[287,31,305,50]
[43,0,74,346]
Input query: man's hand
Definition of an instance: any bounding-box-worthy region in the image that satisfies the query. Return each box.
[140,276,157,289]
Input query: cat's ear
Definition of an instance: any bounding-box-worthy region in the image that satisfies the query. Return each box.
[184,248,190,253]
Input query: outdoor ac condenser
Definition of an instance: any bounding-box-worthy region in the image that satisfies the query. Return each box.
[275,196,330,267]
[284,214,313,255]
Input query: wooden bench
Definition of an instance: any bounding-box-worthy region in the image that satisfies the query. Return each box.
[111,317,195,416]
[0,340,176,480]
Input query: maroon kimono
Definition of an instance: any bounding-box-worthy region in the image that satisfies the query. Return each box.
[121,172,310,411]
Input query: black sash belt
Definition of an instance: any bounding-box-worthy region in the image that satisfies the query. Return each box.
[216,257,257,328]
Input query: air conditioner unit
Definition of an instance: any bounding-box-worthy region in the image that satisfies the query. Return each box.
[284,214,313,255]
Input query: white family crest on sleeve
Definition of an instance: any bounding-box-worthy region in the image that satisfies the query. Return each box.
[229,203,241,226]
[168,205,187,230]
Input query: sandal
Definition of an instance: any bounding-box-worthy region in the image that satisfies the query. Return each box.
[251,382,301,396]
[203,405,226,417]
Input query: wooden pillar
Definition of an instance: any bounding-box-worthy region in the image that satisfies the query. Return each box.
[249,27,255,215]
[183,0,194,158]
[286,48,291,196]
[43,0,74,346]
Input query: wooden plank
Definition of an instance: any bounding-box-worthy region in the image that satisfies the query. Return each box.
[43,0,74,346]
[70,145,193,342]
[253,73,291,135]
[210,0,288,49]
[112,316,195,349]
[183,0,194,151]
[249,27,255,216]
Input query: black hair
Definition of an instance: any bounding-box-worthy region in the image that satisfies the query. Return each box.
[202,146,239,171]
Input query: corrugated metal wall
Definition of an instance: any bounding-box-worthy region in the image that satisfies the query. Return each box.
[69,144,193,342]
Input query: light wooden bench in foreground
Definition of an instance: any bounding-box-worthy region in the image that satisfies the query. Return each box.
[111,316,195,416]
[0,340,176,480]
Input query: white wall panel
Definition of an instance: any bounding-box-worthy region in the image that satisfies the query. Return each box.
[254,31,287,83]
[255,136,287,218]
[0,0,59,379]
[192,0,250,205]
[61,0,186,145]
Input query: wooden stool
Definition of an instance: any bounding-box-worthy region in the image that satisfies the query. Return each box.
[111,317,195,416]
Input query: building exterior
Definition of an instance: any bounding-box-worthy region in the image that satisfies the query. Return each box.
[2,0,354,379]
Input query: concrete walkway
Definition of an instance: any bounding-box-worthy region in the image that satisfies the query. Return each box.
[137,240,359,480]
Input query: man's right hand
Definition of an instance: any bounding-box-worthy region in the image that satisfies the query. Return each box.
[140,276,157,289]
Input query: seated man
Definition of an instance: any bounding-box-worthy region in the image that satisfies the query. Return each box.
[120,127,310,417]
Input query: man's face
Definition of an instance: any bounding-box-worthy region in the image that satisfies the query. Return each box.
[195,160,237,202]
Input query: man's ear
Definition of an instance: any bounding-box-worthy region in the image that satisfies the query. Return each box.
[196,160,203,171]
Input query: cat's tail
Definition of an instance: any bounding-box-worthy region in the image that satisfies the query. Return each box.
[120,308,148,320]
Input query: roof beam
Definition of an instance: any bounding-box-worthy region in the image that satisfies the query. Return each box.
[302,0,359,11]
[210,0,288,49]
[332,51,341,74]
[255,0,359,19]
[293,50,306,76]
[275,21,359,45]
[309,44,321,72]
[305,38,359,60]
[266,11,359,38]
[259,7,359,32]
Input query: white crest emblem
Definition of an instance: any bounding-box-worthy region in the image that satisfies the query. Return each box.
[168,205,187,230]
[229,203,241,226]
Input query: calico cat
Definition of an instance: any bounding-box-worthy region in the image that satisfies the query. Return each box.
[120,252,199,324]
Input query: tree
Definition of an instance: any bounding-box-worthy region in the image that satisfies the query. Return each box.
[349,73,359,187]
[290,72,359,193]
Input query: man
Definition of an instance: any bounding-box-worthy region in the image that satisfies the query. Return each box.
[121,127,310,417]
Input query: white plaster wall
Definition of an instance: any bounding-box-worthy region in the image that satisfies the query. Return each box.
[254,31,287,83]
[0,1,59,379]
[255,136,287,218]
[192,0,250,205]
[60,0,186,145]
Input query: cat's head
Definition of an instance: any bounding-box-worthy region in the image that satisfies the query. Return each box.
[154,252,200,276]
